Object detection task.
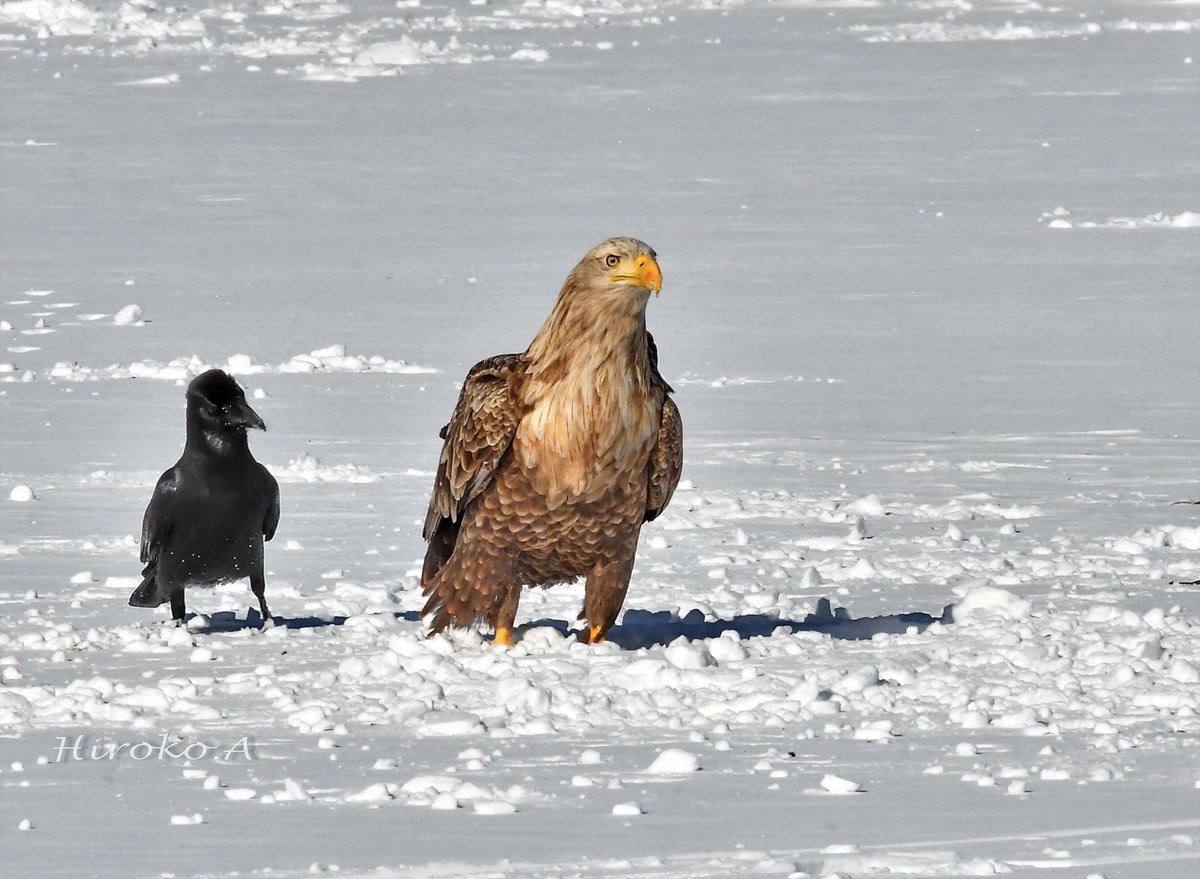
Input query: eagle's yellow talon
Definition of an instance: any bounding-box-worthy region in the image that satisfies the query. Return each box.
[585,624,606,645]
[492,626,514,648]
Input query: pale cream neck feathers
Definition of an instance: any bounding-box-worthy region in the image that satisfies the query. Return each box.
[517,255,661,508]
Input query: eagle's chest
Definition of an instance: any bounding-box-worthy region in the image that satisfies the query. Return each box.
[513,370,659,508]
[487,463,648,584]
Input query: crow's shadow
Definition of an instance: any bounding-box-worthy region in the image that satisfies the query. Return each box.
[180,609,423,634]
[190,610,346,633]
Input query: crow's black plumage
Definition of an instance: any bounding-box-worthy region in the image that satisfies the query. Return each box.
[129,369,281,623]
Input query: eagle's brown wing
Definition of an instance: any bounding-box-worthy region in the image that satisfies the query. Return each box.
[645,333,682,522]
[423,353,525,547]
[645,395,682,522]
[646,331,673,394]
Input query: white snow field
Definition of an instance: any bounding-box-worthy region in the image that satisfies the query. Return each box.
[2,0,1199,875]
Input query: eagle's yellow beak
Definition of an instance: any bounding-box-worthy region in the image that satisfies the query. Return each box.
[612,254,662,295]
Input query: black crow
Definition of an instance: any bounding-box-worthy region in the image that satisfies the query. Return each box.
[129,369,281,624]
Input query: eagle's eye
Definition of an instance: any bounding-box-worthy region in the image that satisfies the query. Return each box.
[604,254,620,268]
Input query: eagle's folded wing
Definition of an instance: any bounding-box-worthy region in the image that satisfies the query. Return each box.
[645,395,682,522]
[423,354,525,540]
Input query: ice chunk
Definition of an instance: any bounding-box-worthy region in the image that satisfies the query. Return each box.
[356,37,426,67]
[663,638,714,669]
[820,774,863,794]
[345,783,394,802]
[948,584,1031,621]
[113,305,143,325]
[418,712,486,737]
[430,792,459,810]
[647,749,700,774]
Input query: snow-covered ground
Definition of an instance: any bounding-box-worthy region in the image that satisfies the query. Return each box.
[2,0,1198,876]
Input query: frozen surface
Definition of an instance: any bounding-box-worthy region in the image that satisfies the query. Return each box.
[1,0,1199,876]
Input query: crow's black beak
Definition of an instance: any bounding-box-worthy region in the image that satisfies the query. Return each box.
[224,398,267,431]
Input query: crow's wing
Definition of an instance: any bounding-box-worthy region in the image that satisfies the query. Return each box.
[140,468,179,565]
[422,354,525,541]
[262,469,281,541]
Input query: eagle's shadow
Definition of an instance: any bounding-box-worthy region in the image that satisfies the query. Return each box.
[523,597,953,649]
[194,603,949,647]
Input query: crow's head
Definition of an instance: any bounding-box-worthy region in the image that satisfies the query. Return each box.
[186,369,266,435]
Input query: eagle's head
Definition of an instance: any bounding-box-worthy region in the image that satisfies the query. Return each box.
[529,237,664,363]
[565,238,662,311]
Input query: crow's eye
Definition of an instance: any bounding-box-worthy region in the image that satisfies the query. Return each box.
[604,254,620,268]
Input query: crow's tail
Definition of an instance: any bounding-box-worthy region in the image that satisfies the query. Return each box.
[128,563,166,608]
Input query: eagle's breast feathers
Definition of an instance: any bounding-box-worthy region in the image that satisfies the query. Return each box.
[425,332,677,538]
[516,316,662,509]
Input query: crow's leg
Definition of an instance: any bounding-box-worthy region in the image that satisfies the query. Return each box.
[250,573,273,623]
[169,590,186,624]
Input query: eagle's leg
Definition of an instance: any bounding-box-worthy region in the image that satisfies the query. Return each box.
[580,553,636,645]
[490,584,521,648]
[422,543,518,647]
